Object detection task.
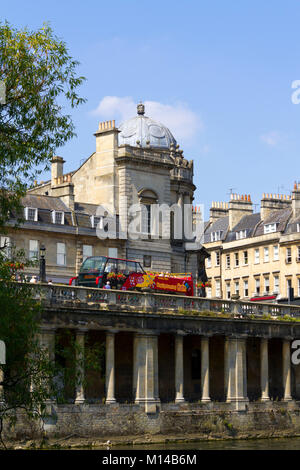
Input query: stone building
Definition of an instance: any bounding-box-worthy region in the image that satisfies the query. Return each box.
[1,103,205,283]
[203,183,300,303]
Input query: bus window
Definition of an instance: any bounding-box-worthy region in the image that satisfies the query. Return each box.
[80,256,106,273]
[104,258,117,273]
[126,261,137,274]
[135,262,144,273]
[118,260,127,273]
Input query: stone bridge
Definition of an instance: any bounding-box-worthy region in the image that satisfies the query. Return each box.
[7,283,300,440]
[34,284,300,410]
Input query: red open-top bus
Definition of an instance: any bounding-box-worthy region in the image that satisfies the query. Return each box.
[70,256,194,296]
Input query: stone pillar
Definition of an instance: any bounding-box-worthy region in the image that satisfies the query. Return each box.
[75,329,86,404]
[0,367,4,405]
[133,332,160,413]
[175,333,185,403]
[201,336,210,402]
[225,336,248,410]
[283,339,292,402]
[134,333,146,405]
[39,327,56,407]
[105,330,117,404]
[260,338,270,402]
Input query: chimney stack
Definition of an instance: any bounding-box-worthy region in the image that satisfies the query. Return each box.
[292,182,300,218]
[260,192,291,220]
[209,201,229,223]
[51,156,65,186]
[229,194,253,230]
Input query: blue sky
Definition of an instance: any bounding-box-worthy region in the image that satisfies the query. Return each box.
[3,0,300,218]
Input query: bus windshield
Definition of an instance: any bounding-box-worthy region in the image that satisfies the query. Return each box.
[80,256,106,273]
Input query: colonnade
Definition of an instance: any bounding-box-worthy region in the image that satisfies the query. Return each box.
[39,327,293,412]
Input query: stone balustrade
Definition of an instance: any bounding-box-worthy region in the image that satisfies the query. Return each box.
[19,282,300,318]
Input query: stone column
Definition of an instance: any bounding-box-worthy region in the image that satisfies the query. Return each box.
[175,333,185,403]
[260,338,270,402]
[133,332,160,413]
[0,367,4,405]
[283,339,292,402]
[225,336,248,410]
[105,330,117,404]
[75,329,86,404]
[201,336,211,402]
[39,327,56,407]
[133,333,146,405]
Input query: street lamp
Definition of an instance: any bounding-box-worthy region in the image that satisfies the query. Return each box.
[39,244,46,283]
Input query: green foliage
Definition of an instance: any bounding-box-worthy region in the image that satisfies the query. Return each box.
[0,247,57,446]
[55,330,105,404]
[0,21,86,229]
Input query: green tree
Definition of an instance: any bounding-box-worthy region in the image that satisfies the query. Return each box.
[0,23,88,447]
[0,248,104,448]
[0,21,85,229]
[0,248,56,448]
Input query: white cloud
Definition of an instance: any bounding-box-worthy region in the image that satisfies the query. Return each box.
[260,131,281,147]
[91,96,203,144]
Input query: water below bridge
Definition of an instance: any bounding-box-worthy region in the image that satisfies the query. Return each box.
[105,437,300,450]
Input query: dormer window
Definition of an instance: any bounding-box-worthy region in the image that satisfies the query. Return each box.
[264,223,278,234]
[52,210,64,225]
[211,231,223,242]
[24,207,38,222]
[236,230,247,240]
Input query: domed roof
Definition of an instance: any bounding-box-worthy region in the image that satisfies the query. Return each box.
[118,103,177,149]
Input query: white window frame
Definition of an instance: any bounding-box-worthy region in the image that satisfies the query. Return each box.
[234,281,239,295]
[215,279,221,298]
[215,252,220,267]
[211,231,222,242]
[82,244,93,262]
[234,252,239,267]
[274,276,279,294]
[286,247,292,263]
[226,254,230,269]
[243,280,249,297]
[254,248,260,264]
[236,230,247,240]
[29,239,39,260]
[206,255,212,268]
[108,248,118,258]
[57,242,66,266]
[264,276,270,294]
[24,207,38,222]
[264,223,278,234]
[52,211,65,225]
[243,250,248,265]
[226,282,231,299]
[264,247,269,262]
[273,245,279,261]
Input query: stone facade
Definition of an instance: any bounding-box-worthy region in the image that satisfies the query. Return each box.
[1,104,203,283]
[203,185,300,303]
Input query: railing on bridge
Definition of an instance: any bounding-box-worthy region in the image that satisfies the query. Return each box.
[21,282,300,320]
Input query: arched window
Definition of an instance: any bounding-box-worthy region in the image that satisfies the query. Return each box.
[138,189,158,237]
